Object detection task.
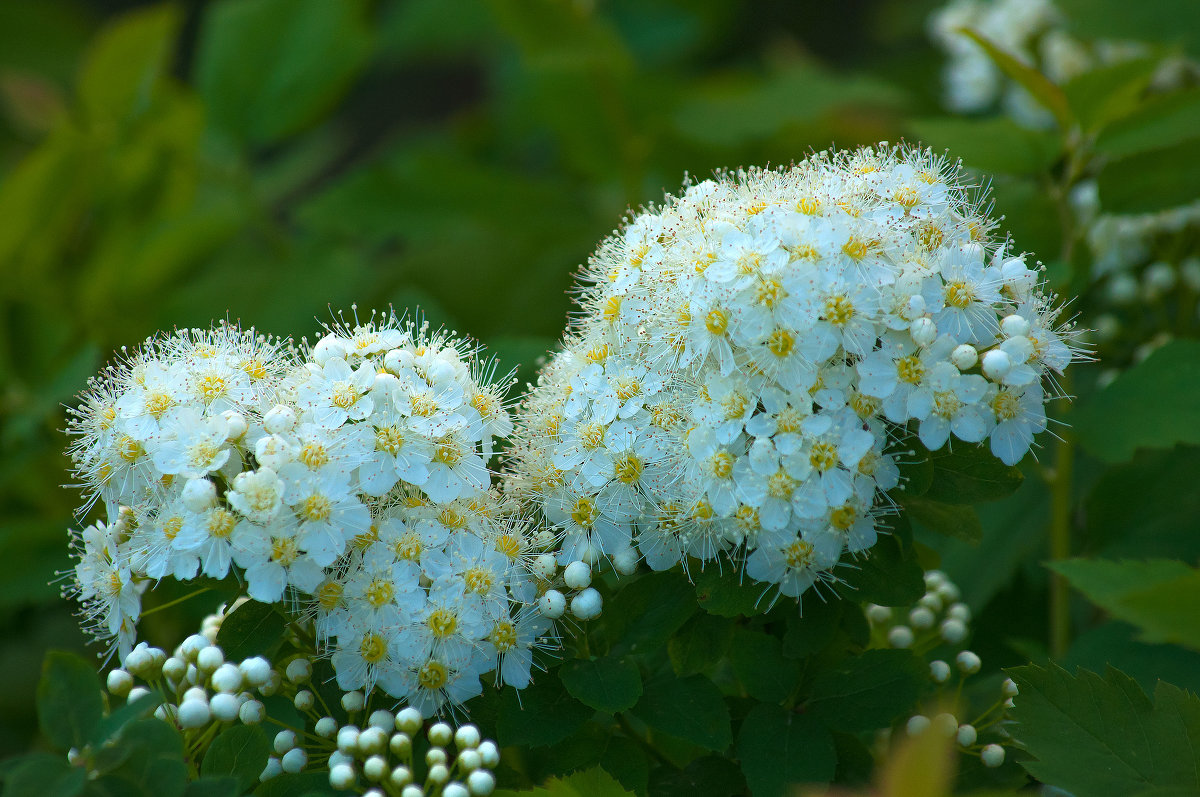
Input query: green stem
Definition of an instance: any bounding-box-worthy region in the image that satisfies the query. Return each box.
[1048,420,1074,659]
[140,587,212,617]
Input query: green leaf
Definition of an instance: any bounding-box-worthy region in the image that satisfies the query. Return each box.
[498,677,594,748]
[631,673,732,752]
[957,28,1072,130]
[923,443,1025,504]
[98,718,187,797]
[559,656,643,714]
[1095,139,1200,214]
[215,600,286,663]
[599,737,649,796]
[781,597,845,659]
[1054,0,1200,59]
[1096,88,1200,158]
[200,725,272,791]
[76,4,180,124]
[90,692,162,748]
[1074,341,1200,462]
[604,571,698,655]
[494,766,634,797]
[736,704,836,794]
[1063,57,1160,134]
[183,777,241,797]
[251,772,339,796]
[806,649,926,732]
[908,116,1062,174]
[669,613,734,676]
[1009,663,1200,795]
[37,650,104,751]
[693,565,770,617]
[3,754,86,797]
[195,0,372,145]
[902,496,983,545]
[1065,621,1200,697]
[648,754,746,797]
[837,534,925,607]
[728,630,802,704]
[1052,559,1200,650]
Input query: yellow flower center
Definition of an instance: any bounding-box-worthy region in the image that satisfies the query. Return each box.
[572,497,598,528]
[705,308,730,336]
[944,281,975,309]
[710,451,734,479]
[768,469,797,499]
[824,295,856,326]
[270,536,298,566]
[301,494,332,522]
[331,383,359,409]
[776,406,805,434]
[830,503,857,531]
[614,377,641,402]
[992,390,1020,421]
[242,358,267,380]
[784,540,814,569]
[145,392,173,418]
[433,442,461,466]
[896,355,924,385]
[207,509,236,538]
[603,295,622,322]
[162,516,183,541]
[614,453,643,484]
[418,660,448,690]
[316,581,344,611]
[797,197,821,215]
[394,532,423,561]
[490,621,517,653]
[579,423,606,450]
[767,328,794,358]
[810,442,839,472]
[375,426,404,454]
[197,375,226,403]
[427,609,457,639]
[117,436,144,463]
[842,236,870,261]
[464,567,493,595]
[360,632,387,664]
[496,534,521,559]
[755,277,785,308]
[366,577,394,608]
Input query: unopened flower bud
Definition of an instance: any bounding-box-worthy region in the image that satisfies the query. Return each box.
[468,770,496,796]
[178,699,211,729]
[539,589,566,619]
[564,560,592,590]
[981,349,1011,380]
[981,743,1005,767]
[956,650,982,674]
[930,660,951,683]
[571,587,603,620]
[182,479,218,513]
[263,405,297,435]
[329,763,356,790]
[107,669,133,697]
[951,344,978,370]
[887,625,914,648]
[613,547,639,575]
[239,699,265,724]
[906,715,931,736]
[956,724,977,747]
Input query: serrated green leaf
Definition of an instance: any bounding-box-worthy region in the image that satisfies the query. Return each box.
[494,765,634,797]
[806,649,925,732]
[1052,559,1200,650]
[498,677,594,748]
[90,692,161,748]
[97,718,187,797]
[76,5,180,124]
[215,600,286,663]
[669,613,734,676]
[737,703,836,794]
[604,571,698,655]
[559,656,642,713]
[837,534,925,607]
[1074,341,1200,462]
[200,725,272,791]
[909,116,1062,174]
[195,0,372,145]
[3,754,86,797]
[693,566,770,617]
[902,496,983,544]
[924,443,1025,504]
[631,673,732,752]
[37,650,104,751]
[957,28,1072,130]
[648,754,746,797]
[1096,88,1200,158]
[729,630,802,704]
[1009,663,1200,795]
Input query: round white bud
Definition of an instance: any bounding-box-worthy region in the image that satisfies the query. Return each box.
[368,709,394,731]
[947,603,971,622]
[294,690,314,711]
[390,732,412,756]
[328,751,353,769]
[564,560,592,590]
[390,765,413,786]
[918,592,943,612]
[178,699,211,729]
[1000,314,1030,338]
[937,581,961,602]
[887,625,914,649]
[273,730,297,755]
[910,317,937,347]
[930,660,951,683]
[202,626,219,644]
[260,757,282,782]
[571,587,603,620]
[443,784,470,797]
[932,713,958,737]
[455,724,481,750]
[981,349,1012,380]
[221,410,248,441]
[1003,678,1019,696]
[428,764,450,785]
[285,658,312,684]
[337,726,361,753]
[211,663,243,693]
[906,715,931,736]
[865,604,892,624]
[477,741,500,768]
[951,344,978,371]
[940,618,968,644]
[531,554,557,580]
[239,657,271,687]
[259,669,281,697]
[281,747,307,774]
[539,589,567,619]
[395,707,423,734]
[340,691,365,714]
[363,755,388,782]
[107,669,133,697]
[905,294,927,319]
[468,770,497,796]
[162,656,186,682]
[457,749,482,771]
[402,787,424,797]
[956,724,977,747]
[315,716,338,738]
[956,650,982,674]
[210,693,240,722]
[909,607,935,630]
[358,727,387,755]
[181,478,218,513]
[312,334,347,367]
[262,404,297,435]
[239,699,265,724]
[613,547,639,575]
[329,763,356,790]
[196,646,224,673]
[981,743,1005,767]
[124,645,151,674]
[426,748,448,766]
[183,686,208,704]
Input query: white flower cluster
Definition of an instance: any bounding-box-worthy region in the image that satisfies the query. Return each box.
[507,144,1077,604]
[99,615,498,796]
[66,312,558,715]
[867,569,973,653]
[928,0,1195,127]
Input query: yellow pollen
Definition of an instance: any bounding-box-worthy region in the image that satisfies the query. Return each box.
[490,621,517,652]
[470,392,495,417]
[650,404,683,430]
[464,567,494,594]
[735,505,760,531]
[270,536,298,565]
[106,572,124,597]
[933,391,963,419]
[629,244,649,267]
[824,295,855,326]
[893,186,920,208]
[830,503,857,531]
[776,406,805,434]
[737,251,762,275]
[992,390,1020,421]
[571,497,598,528]
[691,501,715,522]
[896,355,924,385]
[746,201,768,215]
[842,236,870,261]
[944,281,975,309]
[710,451,734,479]
[117,436,144,463]
[496,534,521,559]
[351,524,378,550]
[579,423,606,450]
[366,577,394,608]
[768,469,797,499]
[786,243,820,262]
[784,540,814,569]
[677,307,692,327]
[797,197,820,215]
[162,516,183,541]
[242,358,268,380]
[850,391,880,418]
[394,532,423,561]
[145,392,173,418]
[810,442,839,472]
[767,328,795,358]
[615,377,641,402]
[918,222,944,250]
[858,452,879,476]
[316,581,344,611]
[603,295,622,322]
[433,442,461,466]
[197,375,226,403]
[410,393,437,417]
[375,426,404,454]
[417,660,448,690]
[705,308,730,336]
[188,440,219,467]
[301,494,332,522]
[427,609,457,638]
[586,344,611,364]
[299,442,329,469]
[438,508,466,529]
[331,383,359,410]
[755,277,785,308]
[721,391,748,420]
[360,632,387,664]
[614,453,643,484]
[207,509,236,538]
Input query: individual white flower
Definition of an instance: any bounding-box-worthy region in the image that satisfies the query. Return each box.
[298,357,376,429]
[151,409,233,479]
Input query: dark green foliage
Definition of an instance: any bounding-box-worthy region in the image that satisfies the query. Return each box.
[631,673,732,752]
[37,651,104,751]
[560,656,643,713]
[736,704,836,795]
[199,726,272,792]
[214,600,286,662]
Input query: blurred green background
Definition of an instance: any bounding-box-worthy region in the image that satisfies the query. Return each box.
[3,0,1197,763]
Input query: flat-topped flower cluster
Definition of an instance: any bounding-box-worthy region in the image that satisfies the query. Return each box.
[506,144,1078,601]
[66,314,555,716]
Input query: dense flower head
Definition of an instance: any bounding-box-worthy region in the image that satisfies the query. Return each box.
[65,311,558,715]
[506,143,1080,603]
